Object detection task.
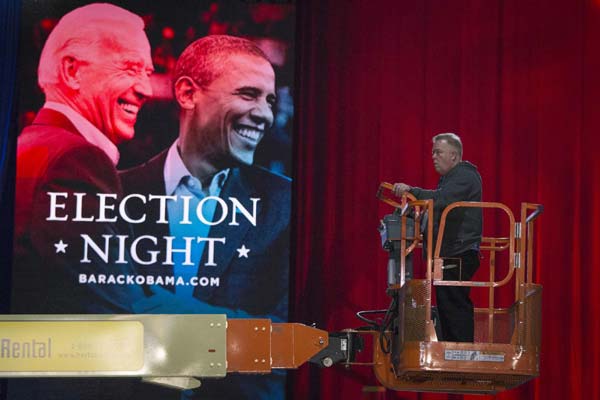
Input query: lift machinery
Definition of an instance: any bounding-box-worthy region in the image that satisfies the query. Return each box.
[0,183,543,394]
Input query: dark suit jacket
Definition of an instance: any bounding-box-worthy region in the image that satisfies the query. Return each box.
[11,108,144,313]
[119,149,291,321]
[9,109,149,399]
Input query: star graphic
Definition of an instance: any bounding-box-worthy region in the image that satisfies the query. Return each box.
[236,245,250,258]
[54,240,68,254]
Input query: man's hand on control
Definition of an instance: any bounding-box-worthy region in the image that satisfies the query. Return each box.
[392,183,411,197]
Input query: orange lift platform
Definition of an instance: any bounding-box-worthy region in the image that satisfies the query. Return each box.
[331,182,543,394]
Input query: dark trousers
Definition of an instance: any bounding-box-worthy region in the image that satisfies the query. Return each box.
[436,250,480,342]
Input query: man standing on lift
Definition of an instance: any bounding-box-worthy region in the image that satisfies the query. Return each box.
[393,132,482,342]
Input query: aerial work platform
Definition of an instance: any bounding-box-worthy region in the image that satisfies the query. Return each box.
[360,183,543,394]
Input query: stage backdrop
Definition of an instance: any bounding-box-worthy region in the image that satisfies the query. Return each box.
[291,0,599,400]
[2,1,599,400]
[6,1,294,399]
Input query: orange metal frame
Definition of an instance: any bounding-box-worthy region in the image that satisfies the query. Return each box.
[378,182,542,321]
[358,182,545,394]
[195,183,543,394]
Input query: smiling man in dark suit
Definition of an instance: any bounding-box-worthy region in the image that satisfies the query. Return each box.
[119,35,290,399]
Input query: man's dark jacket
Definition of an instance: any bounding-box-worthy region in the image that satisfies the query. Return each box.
[118,149,291,399]
[9,109,146,399]
[12,108,144,313]
[409,161,482,256]
[119,149,290,321]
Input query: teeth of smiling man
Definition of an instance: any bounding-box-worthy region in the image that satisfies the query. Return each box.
[235,127,262,141]
[119,102,139,114]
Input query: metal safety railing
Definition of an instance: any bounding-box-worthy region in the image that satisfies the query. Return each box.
[376,182,543,344]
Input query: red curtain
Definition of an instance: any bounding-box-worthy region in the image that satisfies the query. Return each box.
[290,1,600,399]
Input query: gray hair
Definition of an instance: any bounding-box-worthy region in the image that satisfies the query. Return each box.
[433,132,463,158]
[38,3,144,92]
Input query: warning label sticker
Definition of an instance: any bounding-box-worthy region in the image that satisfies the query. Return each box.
[444,350,505,363]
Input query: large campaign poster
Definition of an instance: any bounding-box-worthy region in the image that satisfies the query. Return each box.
[8,1,294,399]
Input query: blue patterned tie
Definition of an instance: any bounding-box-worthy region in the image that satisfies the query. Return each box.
[169,176,216,297]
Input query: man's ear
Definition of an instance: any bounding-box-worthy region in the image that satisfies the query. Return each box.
[174,76,198,110]
[59,56,82,90]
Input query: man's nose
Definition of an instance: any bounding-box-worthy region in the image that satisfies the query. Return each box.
[134,74,153,99]
[249,100,274,127]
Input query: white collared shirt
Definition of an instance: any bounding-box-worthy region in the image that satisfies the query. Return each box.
[44,101,120,165]
[164,140,230,293]
[163,139,229,198]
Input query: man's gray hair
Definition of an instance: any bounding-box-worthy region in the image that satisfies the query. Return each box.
[38,3,144,92]
[433,132,463,158]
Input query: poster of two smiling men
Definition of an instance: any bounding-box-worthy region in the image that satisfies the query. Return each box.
[2,0,295,399]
